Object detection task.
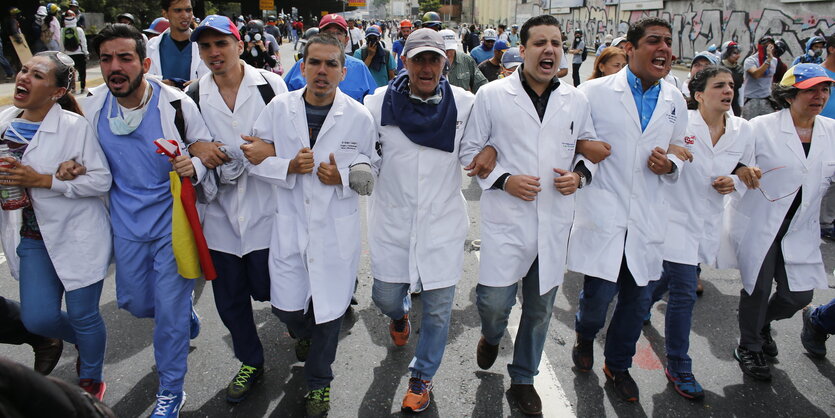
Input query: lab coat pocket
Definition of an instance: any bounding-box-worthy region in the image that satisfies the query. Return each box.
[276,214,299,257]
[334,210,360,260]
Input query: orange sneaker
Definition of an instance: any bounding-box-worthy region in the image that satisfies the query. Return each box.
[401,377,432,413]
[389,314,410,346]
[79,379,107,401]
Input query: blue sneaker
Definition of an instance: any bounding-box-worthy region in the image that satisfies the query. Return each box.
[190,307,200,340]
[151,390,186,417]
[664,368,704,400]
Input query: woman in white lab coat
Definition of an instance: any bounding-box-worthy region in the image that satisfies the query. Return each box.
[643,66,754,399]
[724,63,835,381]
[0,52,112,399]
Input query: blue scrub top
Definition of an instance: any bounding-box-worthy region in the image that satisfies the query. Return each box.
[626,66,661,132]
[284,54,378,102]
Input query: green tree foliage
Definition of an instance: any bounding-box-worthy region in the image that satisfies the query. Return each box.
[418,0,440,15]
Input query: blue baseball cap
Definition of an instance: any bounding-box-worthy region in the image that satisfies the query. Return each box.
[365,26,381,38]
[691,51,718,66]
[780,63,835,89]
[494,40,510,52]
[190,15,241,42]
[501,47,523,68]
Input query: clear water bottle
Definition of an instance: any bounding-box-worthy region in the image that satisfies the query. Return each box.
[0,144,30,210]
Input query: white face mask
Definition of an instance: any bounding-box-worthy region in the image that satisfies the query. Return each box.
[107,85,151,135]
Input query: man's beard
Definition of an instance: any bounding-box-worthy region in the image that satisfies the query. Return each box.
[108,72,143,98]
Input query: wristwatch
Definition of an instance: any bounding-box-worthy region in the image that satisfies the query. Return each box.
[576,171,586,189]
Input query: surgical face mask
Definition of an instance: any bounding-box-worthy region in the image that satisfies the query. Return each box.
[107,87,150,135]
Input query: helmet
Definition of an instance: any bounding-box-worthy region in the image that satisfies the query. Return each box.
[773,39,789,58]
[9,7,21,14]
[144,17,170,35]
[399,19,412,28]
[117,13,136,24]
[574,29,583,36]
[245,20,266,42]
[422,11,441,28]
[46,3,61,15]
[267,15,276,22]
[413,19,422,28]
[302,27,320,40]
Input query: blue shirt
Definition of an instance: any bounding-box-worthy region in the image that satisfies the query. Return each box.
[821,67,835,119]
[158,33,192,82]
[96,85,173,241]
[626,66,661,132]
[470,44,493,64]
[284,54,378,102]
[392,39,405,72]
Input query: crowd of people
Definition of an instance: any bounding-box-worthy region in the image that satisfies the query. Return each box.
[0,2,835,417]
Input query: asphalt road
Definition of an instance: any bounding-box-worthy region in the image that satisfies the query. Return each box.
[2,40,835,418]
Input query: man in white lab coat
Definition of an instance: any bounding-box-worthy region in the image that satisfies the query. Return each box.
[459,15,596,416]
[184,15,287,404]
[246,33,378,418]
[567,17,688,403]
[364,28,493,413]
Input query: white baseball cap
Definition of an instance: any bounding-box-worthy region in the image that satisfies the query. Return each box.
[439,29,457,50]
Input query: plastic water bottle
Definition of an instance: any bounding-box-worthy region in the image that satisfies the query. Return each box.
[0,144,30,210]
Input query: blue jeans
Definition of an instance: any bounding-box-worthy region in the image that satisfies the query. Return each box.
[811,298,835,334]
[17,237,106,381]
[477,259,559,384]
[372,279,456,381]
[644,261,698,373]
[210,249,270,367]
[575,257,650,371]
[272,303,343,390]
[114,235,194,393]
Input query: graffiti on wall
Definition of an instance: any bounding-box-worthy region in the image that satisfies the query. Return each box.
[554,3,835,60]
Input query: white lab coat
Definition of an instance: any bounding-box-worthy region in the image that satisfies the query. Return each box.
[567,68,688,286]
[662,110,753,267]
[459,70,597,294]
[191,64,287,257]
[364,85,474,290]
[721,109,835,294]
[82,76,213,160]
[0,104,112,290]
[146,28,209,82]
[249,89,377,324]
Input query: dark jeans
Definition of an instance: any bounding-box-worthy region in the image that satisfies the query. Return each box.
[644,261,699,373]
[210,249,271,367]
[572,62,582,87]
[575,256,650,371]
[811,298,835,334]
[738,229,814,351]
[69,53,86,90]
[272,303,343,390]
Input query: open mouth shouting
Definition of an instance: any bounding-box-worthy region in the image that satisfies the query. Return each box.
[651,56,667,71]
[108,73,130,90]
[13,84,29,101]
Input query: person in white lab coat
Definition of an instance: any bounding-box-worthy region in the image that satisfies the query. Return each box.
[459,15,596,416]
[364,28,491,414]
[247,34,378,418]
[641,66,755,400]
[723,63,835,381]
[84,24,211,416]
[567,17,688,403]
[184,15,287,404]
[0,51,111,401]
[145,0,209,89]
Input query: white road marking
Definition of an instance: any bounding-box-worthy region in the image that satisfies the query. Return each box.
[474,250,576,417]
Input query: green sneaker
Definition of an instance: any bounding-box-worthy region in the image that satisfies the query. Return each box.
[225,364,263,404]
[295,338,311,362]
[305,386,330,417]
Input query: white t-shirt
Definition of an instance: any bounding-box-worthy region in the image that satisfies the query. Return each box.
[345,27,365,53]
[743,55,777,99]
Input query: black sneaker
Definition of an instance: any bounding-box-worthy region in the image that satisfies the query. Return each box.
[801,305,829,358]
[226,364,263,403]
[295,338,311,362]
[760,325,778,357]
[572,333,594,372]
[603,365,639,402]
[734,346,771,381]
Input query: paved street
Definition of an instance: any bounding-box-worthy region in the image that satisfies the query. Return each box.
[2,40,835,417]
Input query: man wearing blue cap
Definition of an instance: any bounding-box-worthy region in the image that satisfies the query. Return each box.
[477,39,509,82]
[185,14,288,404]
[283,14,378,102]
[681,51,719,97]
[354,25,396,87]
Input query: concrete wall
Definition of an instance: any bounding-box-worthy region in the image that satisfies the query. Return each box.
[473,0,835,60]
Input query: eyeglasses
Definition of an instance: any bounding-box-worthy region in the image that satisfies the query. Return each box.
[758,166,801,202]
[37,50,76,67]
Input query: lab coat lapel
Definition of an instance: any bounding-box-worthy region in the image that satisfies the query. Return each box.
[24,103,61,156]
[807,115,827,171]
[781,109,809,169]
[615,71,641,130]
[644,84,673,133]
[509,71,542,126]
[541,84,569,127]
[290,91,311,148]
[314,90,345,146]
[712,114,739,155]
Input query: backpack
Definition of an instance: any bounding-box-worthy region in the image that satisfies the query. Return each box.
[581,47,588,62]
[63,27,79,51]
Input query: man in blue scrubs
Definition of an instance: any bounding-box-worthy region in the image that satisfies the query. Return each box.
[282,14,377,102]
